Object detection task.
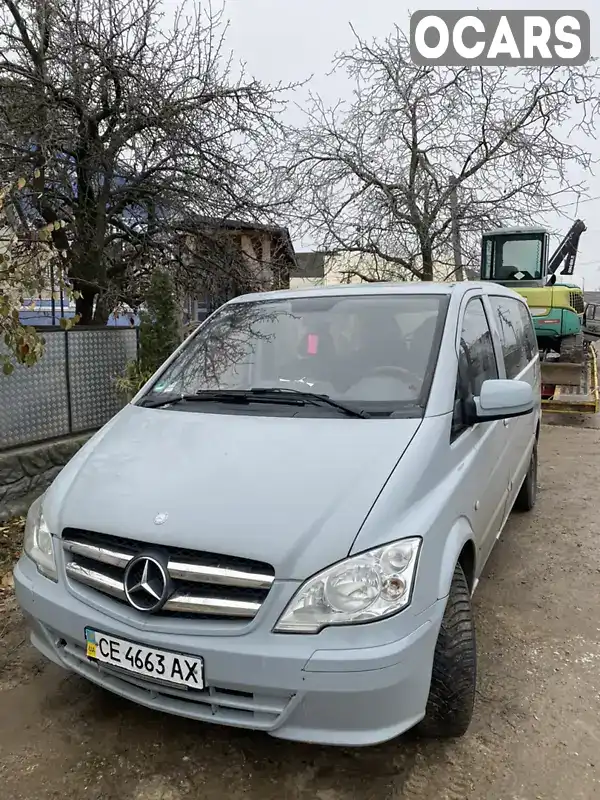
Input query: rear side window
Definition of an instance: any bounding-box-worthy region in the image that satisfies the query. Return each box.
[517,302,537,361]
[489,296,531,378]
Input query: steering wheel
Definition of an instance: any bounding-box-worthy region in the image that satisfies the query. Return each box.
[368,365,423,384]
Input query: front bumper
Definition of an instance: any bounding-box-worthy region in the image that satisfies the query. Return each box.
[14,556,445,746]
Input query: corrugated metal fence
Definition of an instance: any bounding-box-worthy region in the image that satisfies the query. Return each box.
[0,327,138,451]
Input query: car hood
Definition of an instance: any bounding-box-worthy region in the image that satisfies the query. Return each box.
[46,404,422,579]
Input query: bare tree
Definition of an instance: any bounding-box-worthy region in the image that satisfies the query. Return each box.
[0,178,50,373]
[287,26,600,282]
[0,0,293,323]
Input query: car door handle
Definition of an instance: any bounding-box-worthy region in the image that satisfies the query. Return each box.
[503,419,510,427]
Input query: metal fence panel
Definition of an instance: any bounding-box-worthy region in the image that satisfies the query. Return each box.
[0,326,138,450]
[68,328,137,433]
[0,331,70,449]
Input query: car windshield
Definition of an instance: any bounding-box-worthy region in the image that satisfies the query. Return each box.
[143,293,449,417]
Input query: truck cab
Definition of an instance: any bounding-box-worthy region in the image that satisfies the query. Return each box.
[481,226,548,286]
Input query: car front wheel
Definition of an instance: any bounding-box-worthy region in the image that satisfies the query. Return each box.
[416,562,477,739]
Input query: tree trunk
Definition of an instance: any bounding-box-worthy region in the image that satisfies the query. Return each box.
[71,246,105,325]
[93,293,111,325]
[421,241,434,281]
[75,285,96,325]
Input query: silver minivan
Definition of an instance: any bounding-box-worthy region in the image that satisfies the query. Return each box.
[15,281,541,746]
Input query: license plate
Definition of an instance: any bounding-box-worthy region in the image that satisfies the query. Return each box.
[84,628,204,689]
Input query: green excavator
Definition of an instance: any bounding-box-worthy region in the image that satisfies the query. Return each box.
[479,219,588,389]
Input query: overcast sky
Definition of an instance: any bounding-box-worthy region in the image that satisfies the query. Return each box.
[216,1,600,288]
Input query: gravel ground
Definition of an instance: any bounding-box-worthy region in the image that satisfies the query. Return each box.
[1,422,599,800]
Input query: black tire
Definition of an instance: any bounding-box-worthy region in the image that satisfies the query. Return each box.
[416,563,476,739]
[514,439,538,513]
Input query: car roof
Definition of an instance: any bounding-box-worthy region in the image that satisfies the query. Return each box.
[231,280,526,304]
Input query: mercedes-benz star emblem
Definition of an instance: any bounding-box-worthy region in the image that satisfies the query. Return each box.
[123,555,171,613]
[154,512,168,525]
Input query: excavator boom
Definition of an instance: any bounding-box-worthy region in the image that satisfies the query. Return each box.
[547,219,586,277]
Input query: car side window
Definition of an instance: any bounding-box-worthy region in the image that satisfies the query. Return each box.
[489,296,529,378]
[517,301,537,362]
[452,297,499,438]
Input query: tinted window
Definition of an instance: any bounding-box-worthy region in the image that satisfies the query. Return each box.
[143,294,449,417]
[458,297,499,397]
[451,297,498,438]
[517,301,537,361]
[489,296,529,378]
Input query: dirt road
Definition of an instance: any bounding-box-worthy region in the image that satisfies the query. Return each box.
[1,423,599,800]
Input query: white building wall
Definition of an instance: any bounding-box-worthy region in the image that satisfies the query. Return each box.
[291,251,455,289]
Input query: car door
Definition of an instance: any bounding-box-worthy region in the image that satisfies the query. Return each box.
[585,303,600,338]
[450,295,511,569]
[488,294,538,509]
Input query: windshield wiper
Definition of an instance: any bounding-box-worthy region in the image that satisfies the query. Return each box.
[140,391,249,409]
[139,388,369,418]
[244,387,370,418]
[139,389,308,410]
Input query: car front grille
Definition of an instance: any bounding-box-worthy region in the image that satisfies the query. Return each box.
[569,292,585,314]
[61,529,275,619]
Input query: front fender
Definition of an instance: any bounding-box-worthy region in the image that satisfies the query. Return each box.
[436,516,476,600]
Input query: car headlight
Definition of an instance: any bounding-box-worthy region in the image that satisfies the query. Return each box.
[23,493,57,581]
[273,537,422,633]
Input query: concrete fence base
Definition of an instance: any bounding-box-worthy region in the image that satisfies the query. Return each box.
[0,434,91,522]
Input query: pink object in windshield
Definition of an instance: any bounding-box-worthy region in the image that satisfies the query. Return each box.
[307,334,319,354]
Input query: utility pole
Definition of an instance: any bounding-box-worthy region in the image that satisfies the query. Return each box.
[449,176,464,281]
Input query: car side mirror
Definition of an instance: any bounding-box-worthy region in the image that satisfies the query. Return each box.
[469,379,534,423]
